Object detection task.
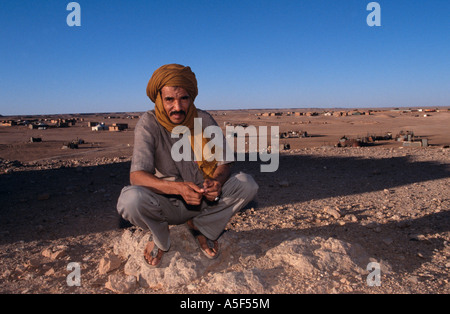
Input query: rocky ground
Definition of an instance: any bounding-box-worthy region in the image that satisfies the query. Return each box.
[0,146,449,294]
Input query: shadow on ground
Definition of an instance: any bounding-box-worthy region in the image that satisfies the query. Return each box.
[234,152,449,206]
[1,152,448,276]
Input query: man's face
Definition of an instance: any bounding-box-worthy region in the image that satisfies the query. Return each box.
[161,86,192,124]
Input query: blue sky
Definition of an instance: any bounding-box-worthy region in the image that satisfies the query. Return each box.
[1,0,449,115]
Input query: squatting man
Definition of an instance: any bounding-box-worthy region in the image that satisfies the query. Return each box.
[117,64,259,267]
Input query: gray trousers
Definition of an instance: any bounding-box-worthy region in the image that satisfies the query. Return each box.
[116,172,258,251]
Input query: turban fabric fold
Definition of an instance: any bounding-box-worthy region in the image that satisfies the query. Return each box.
[146,64,217,179]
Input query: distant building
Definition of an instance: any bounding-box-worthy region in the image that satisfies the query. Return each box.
[109,123,128,131]
[1,120,17,126]
[92,123,107,131]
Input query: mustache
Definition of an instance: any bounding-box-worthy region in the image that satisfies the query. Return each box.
[170,110,186,116]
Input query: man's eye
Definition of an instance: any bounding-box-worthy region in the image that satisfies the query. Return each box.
[181,96,190,100]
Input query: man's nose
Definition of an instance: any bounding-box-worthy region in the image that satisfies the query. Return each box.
[173,100,182,111]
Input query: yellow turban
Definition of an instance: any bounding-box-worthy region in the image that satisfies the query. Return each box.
[146,64,217,179]
[147,64,198,102]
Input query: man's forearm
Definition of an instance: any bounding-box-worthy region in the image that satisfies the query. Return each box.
[211,163,232,186]
[130,170,205,205]
[130,171,180,195]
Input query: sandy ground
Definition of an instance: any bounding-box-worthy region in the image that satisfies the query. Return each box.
[0,108,449,294]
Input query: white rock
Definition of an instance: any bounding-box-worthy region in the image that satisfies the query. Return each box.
[266,236,370,276]
[114,225,233,290]
[105,274,137,294]
[207,269,265,293]
[324,206,341,219]
[98,253,122,275]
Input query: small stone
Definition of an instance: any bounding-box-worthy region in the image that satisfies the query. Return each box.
[44,268,55,276]
[26,258,42,268]
[407,276,419,284]
[41,248,53,258]
[383,238,393,245]
[279,180,289,187]
[41,246,68,260]
[51,249,68,260]
[105,274,137,294]
[99,253,122,275]
[324,206,341,219]
[409,234,426,241]
[417,234,426,241]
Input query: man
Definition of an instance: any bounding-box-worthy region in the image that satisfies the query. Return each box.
[117,64,258,267]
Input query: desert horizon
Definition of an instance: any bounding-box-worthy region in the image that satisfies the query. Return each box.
[1,106,449,163]
[1,105,449,119]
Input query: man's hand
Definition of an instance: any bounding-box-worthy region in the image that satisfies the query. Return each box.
[130,165,231,206]
[177,182,205,205]
[131,171,206,206]
[202,178,222,202]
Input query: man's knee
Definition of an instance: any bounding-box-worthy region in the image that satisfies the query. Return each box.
[234,172,259,201]
[117,185,158,222]
[117,186,140,221]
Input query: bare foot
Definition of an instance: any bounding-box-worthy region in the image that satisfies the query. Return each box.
[196,234,219,258]
[144,241,164,267]
[187,219,219,258]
